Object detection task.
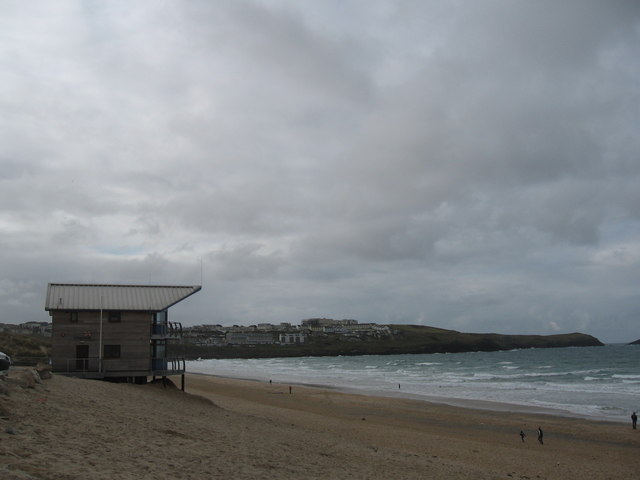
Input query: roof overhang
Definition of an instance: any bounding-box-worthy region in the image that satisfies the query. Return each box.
[45,283,202,312]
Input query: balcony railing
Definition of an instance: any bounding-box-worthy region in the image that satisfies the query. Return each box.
[150,357,185,375]
[55,356,185,376]
[151,322,183,338]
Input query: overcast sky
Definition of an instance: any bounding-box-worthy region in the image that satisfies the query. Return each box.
[1,1,639,343]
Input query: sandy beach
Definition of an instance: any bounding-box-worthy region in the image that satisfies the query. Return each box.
[1,369,638,479]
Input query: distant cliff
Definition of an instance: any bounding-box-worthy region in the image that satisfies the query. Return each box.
[174,324,604,360]
[629,339,640,345]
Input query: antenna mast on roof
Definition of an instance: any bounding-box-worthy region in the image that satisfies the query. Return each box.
[99,295,103,374]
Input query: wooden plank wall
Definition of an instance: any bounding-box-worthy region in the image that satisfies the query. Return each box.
[51,310,151,373]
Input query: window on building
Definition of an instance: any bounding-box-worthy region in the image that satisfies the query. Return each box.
[108,312,121,323]
[103,345,121,359]
[154,311,167,324]
[69,312,78,323]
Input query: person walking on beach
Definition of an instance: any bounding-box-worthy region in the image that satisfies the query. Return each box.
[519,430,526,443]
[632,411,637,430]
[537,427,544,445]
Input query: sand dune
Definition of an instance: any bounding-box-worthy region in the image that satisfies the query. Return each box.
[1,370,638,479]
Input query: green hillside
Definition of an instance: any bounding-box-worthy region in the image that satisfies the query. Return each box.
[0,332,51,365]
[174,324,603,359]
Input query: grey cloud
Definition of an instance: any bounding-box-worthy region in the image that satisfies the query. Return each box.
[1,1,639,342]
[450,1,640,72]
[205,243,285,281]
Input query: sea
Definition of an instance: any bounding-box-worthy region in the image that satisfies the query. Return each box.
[186,344,639,423]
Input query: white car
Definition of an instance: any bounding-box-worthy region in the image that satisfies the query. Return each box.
[0,351,11,371]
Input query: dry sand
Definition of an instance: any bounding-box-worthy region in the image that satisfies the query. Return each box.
[1,369,638,479]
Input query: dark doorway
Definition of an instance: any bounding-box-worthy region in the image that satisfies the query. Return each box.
[76,344,89,370]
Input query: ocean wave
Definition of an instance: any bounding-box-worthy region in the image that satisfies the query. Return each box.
[528,399,620,419]
[185,345,637,423]
[463,371,579,381]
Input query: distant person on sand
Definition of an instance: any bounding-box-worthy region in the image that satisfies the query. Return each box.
[632,411,637,430]
[537,427,544,445]
[520,430,526,443]
[289,385,292,394]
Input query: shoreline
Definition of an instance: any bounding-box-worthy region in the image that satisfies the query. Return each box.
[186,370,624,424]
[186,345,638,425]
[183,373,639,478]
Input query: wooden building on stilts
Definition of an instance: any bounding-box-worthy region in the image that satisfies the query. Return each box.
[45,283,201,390]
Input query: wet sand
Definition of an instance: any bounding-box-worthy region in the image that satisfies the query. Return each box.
[1,371,638,479]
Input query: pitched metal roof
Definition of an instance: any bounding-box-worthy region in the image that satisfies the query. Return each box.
[45,283,201,312]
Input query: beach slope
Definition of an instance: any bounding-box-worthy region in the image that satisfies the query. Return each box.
[1,371,637,479]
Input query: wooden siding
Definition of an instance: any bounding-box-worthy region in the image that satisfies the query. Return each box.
[51,310,152,374]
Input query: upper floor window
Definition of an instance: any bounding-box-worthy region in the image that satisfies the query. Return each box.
[153,311,167,324]
[69,312,78,323]
[108,312,121,323]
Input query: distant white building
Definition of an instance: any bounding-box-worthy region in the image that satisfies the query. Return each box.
[279,332,306,344]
